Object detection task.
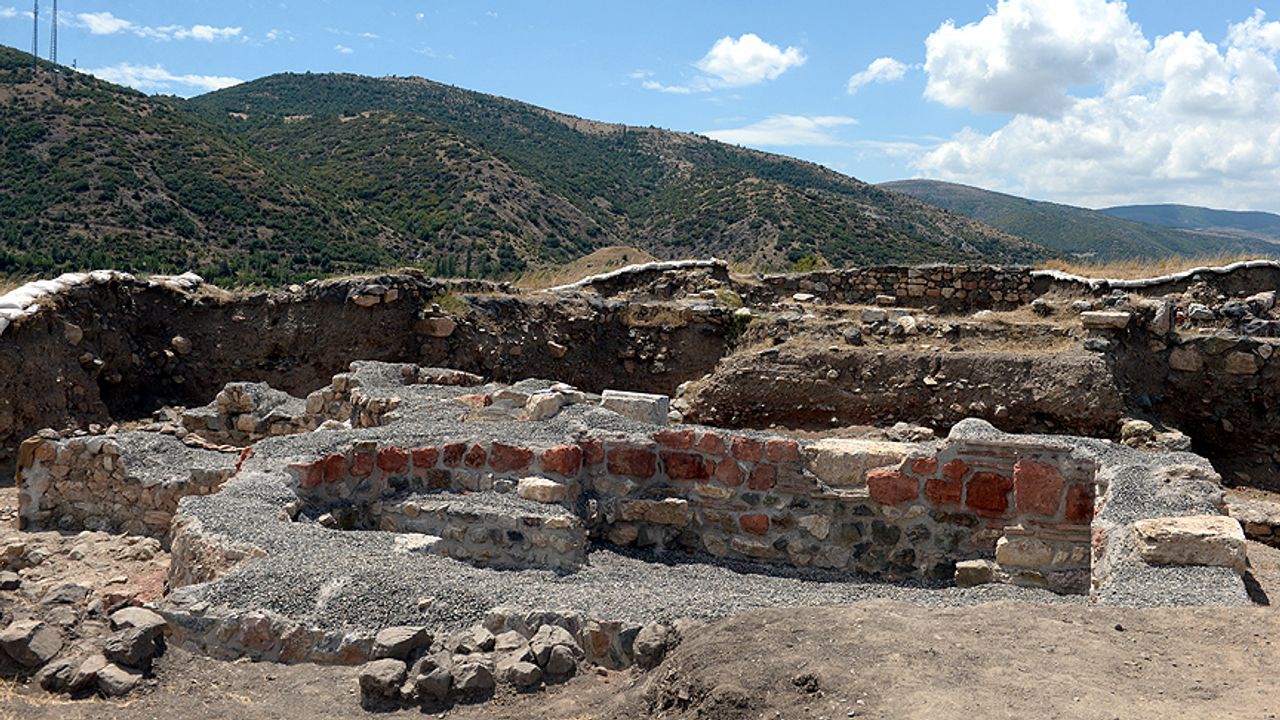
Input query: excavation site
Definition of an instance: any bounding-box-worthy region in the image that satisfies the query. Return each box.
[2,259,1279,718]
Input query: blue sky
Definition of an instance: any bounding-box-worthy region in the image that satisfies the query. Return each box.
[4,1,1280,211]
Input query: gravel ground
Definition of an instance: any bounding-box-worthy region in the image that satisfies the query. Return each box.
[115,432,239,486]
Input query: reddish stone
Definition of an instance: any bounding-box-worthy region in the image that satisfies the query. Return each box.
[910,457,939,477]
[942,459,969,481]
[765,439,801,463]
[236,446,255,473]
[411,447,439,471]
[376,446,409,473]
[662,451,711,481]
[867,468,919,506]
[456,393,492,408]
[739,513,770,535]
[350,451,375,477]
[322,453,346,484]
[714,459,744,486]
[731,437,764,462]
[924,478,962,506]
[464,444,487,469]
[489,443,533,473]
[654,429,695,449]
[607,445,657,479]
[1013,460,1066,516]
[696,433,727,457]
[442,443,466,467]
[966,472,1013,517]
[292,462,323,489]
[748,464,777,491]
[540,445,583,476]
[578,438,605,466]
[1065,484,1095,523]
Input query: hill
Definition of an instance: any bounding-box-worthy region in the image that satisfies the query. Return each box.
[1100,204,1280,242]
[0,47,406,284]
[180,72,1043,273]
[881,179,1277,260]
[0,42,1042,284]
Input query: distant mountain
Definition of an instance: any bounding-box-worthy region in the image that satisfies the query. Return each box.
[0,41,1043,285]
[881,179,1277,261]
[1100,204,1280,242]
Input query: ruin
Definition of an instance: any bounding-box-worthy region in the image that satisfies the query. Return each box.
[0,260,1272,706]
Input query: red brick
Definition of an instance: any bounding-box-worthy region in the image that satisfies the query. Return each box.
[376,446,409,473]
[540,445,583,476]
[442,443,466,467]
[1065,484,1095,523]
[924,478,962,506]
[739,513,769,535]
[662,451,711,481]
[966,472,1013,517]
[765,439,801,463]
[654,429,695,449]
[322,453,346,484]
[731,437,764,462]
[578,438,604,466]
[489,443,533,473]
[695,433,727,457]
[411,447,439,471]
[748,464,777,491]
[1014,460,1066,516]
[714,459,744,486]
[607,445,657,478]
[464,444,487,469]
[910,457,939,477]
[351,451,374,477]
[942,459,969,481]
[293,462,323,489]
[867,468,918,506]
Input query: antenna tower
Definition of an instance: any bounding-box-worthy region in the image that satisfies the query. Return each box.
[49,0,57,65]
[31,0,38,68]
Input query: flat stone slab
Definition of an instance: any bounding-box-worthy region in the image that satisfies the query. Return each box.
[1133,515,1247,573]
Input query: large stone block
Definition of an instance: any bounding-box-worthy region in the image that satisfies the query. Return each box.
[805,439,912,489]
[600,390,670,425]
[1133,515,1247,573]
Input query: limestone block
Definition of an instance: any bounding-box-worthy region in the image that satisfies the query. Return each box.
[417,317,457,338]
[516,477,568,504]
[954,559,996,587]
[805,439,911,489]
[619,498,690,526]
[1080,311,1131,330]
[995,535,1054,568]
[600,390,670,425]
[1133,515,1246,573]
[1225,351,1260,375]
[1169,347,1204,372]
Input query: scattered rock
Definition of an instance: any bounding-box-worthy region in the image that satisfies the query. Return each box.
[373,626,431,660]
[954,559,996,587]
[103,626,160,669]
[359,658,407,706]
[633,622,673,669]
[452,661,496,695]
[0,618,63,667]
[95,662,143,697]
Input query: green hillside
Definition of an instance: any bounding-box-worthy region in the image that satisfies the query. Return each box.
[881,179,1277,261]
[1100,204,1280,241]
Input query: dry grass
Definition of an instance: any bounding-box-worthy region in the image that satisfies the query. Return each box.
[1040,252,1272,279]
[515,245,657,289]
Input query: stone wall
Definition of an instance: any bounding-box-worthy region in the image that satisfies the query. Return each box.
[16,433,238,539]
[742,266,1047,311]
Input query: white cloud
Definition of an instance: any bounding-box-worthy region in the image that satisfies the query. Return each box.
[847,57,909,94]
[415,12,425,21]
[643,33,805,93]
[84,62,242,95]
[1,7,20,19]
[335,44,353,55]
[913,5,1280,211]
[923,0,1147,116]
[76,11,241,42]
[358,31,380,39]
[704,115,857,147]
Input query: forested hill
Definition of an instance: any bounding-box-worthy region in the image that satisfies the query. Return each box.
[0,43,1041,285]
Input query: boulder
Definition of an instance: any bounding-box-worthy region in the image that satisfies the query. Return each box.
[496,653,542,689]
[34,656,77,692]
[529,624,581,667]
[109,607,166,637]
[372,626,430,660]
[414,666,452,702]
[1133,515,1247,573]
[358,658,407,707]
[96,662,142,697]
[544,644,577,678]
[0,571,20,590]
[632,622,673,669]
[0,619,63,667]
[492,630,529,654]
[954,559,996,588]
[417,317,457,338]
[452,661,496,695]
[103,627,160,669]
[68,654,108,693]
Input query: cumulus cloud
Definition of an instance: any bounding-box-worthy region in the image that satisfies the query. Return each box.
[704,115,857,147]
[913,4,1280,211]
[847,57,909,94]
[84,62,242,95]
[335,44,354,55]
[642,33,805,93]
[923,0,1147,116]
[76,11,241,42]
